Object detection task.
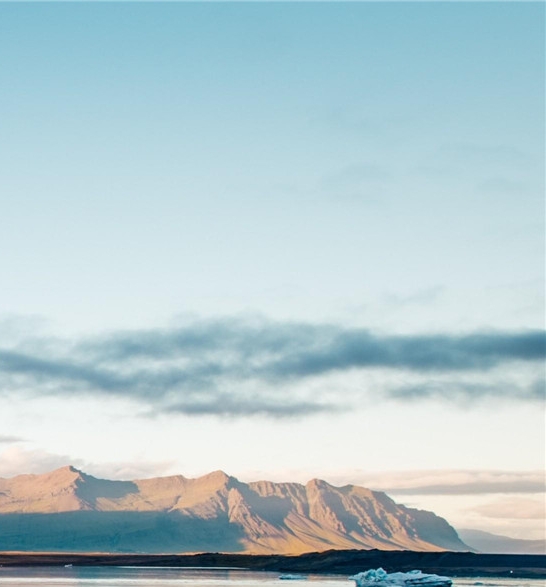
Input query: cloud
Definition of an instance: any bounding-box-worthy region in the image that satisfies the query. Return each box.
[82,460,177,482]
[327,470,546,496]
[0,446,174,481]
[0,446,81,478]
[165,396,335,419]
[383,286,444,307]
[80,320,544,374]
[470,497,546,520]
[0,435,25,444]
[388,378,544,403]
[0,317,543,417]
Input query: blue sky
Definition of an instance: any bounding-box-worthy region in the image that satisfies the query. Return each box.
[0,3,544,541]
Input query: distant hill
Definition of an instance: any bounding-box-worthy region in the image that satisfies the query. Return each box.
[458,528,546,555]
[0,466,468,554]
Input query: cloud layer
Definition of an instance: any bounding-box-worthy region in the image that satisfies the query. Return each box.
[0,446,174,481]
[471,497,546,520]
[1,318,543,417]
[0,435,25,444]
[346,470,546,496]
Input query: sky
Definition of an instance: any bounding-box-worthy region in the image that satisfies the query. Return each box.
[0,2,544,542]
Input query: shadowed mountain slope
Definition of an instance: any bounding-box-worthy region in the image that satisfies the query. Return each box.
[0,466,468,554]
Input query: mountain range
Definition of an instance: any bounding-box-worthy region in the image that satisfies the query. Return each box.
[457,529,545,556]
[0,466,468,554]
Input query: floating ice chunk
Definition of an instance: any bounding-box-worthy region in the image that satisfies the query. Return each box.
[350,569,452,587]
[279,575,307,580]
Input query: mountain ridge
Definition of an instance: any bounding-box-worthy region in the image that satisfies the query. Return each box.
[457,528,546,555]
[0,466,468,554]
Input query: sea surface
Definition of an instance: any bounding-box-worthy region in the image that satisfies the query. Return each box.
[0,568,543,587]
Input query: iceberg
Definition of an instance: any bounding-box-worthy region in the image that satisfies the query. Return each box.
[350,569,452,587]
[279,574,307,580]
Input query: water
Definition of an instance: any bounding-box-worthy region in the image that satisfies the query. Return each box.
[0,568,542,587]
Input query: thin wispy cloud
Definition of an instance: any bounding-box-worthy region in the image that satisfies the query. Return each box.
[470,497,546,520]
[165,396,334,418]
[388,379,544,403]
[0,446,174,481]
[327,470,546,497]
[0,435,25,444]
[0,447,80,478]
[0,318,544,418]
[383,286,444,307]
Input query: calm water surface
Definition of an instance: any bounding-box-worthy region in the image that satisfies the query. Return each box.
[0,568,542,587]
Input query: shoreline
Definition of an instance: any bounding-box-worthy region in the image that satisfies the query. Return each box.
[0,549,545,578]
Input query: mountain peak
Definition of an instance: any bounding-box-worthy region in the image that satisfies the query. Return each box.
[306,478,332,489]
[198,470,233,487]
[204,469,230,480]
[42,465,87,485]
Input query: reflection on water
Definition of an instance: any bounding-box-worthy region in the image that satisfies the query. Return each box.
[0,568,542,587]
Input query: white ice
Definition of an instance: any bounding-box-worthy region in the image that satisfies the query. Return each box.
[350,568,452,587]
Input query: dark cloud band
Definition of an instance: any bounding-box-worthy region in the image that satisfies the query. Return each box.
[0,318,544,417]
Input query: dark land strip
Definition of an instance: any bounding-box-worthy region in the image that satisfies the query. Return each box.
[0,549,545,577]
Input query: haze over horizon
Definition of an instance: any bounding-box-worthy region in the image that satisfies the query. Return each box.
[0,2,544,545]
